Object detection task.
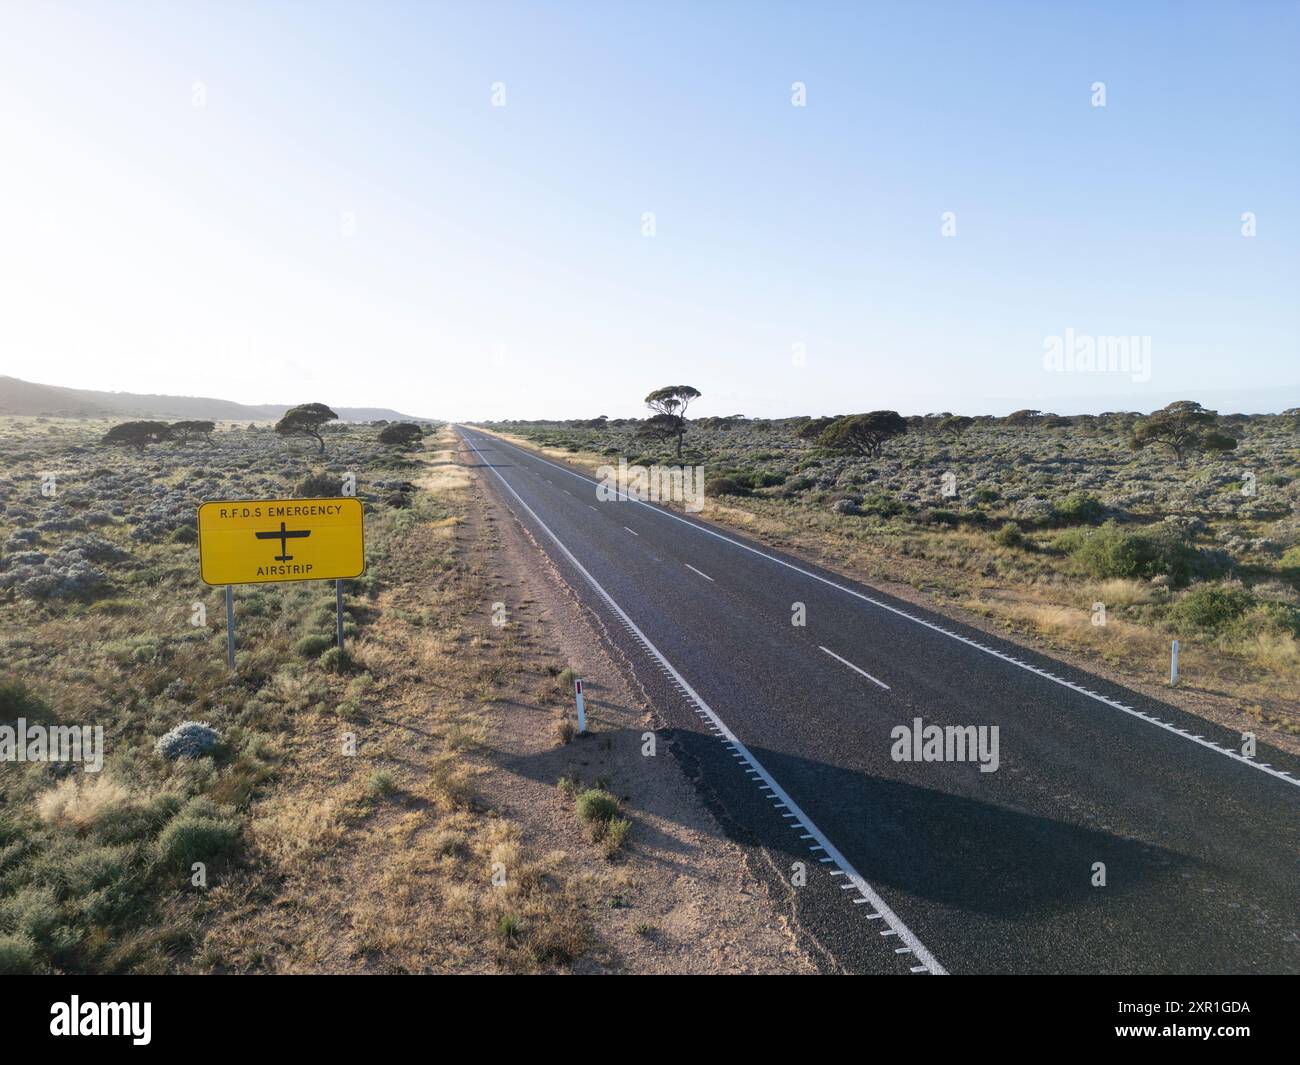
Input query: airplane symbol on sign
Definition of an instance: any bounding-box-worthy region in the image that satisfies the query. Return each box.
[255,522,311,561]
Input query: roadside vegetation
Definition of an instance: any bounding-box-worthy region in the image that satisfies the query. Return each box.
[480,404,1300,736]
[0,414,438,972]
[0,415,607,974]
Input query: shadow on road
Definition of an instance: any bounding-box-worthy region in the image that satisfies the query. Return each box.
[497,719,1193,922]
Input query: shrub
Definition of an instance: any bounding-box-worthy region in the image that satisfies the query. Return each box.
[859,492,904,518]
[317,647,354,673]
[602,816,631,857]
[1153,526,1228,585]
[56,843,134,904]
[1247,601,1300,638]
[746,470,786,488]
[994,521,1024,547]
[705,476,749,497]
[367,770,398,798]
[0,885,62,945]
[922,508,962,526]
[294,471,341,498]
[63,534,130,564]
[153,812,240,868]
[155,721,222,760]
[0,680,52,723]
[0,548,109,601]
[1053,493,1107,525]
[1059,520,1219,585]
[1168,584,1253,635]
[91,793,180,846]
[295,633,334,658]
[378,423,423,447]
[1281,545,1300,576]
[574,789,620,824]
[88,598,137,616]
[1060,522,1156,579]
[0,933,38,975]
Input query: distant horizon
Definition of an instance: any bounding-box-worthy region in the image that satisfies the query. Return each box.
[5,373,1297,424]
[468,381,1300,421]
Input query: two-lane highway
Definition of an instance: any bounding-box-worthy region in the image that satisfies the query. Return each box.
[459,426,1300,974]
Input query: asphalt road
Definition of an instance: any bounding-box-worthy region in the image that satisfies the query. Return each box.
[458,426,1300,975]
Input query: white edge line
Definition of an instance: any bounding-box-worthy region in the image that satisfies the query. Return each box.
[462,432,946,976]
[467,429,1300,792]
[820,646,891,691]
[685,563,715,582]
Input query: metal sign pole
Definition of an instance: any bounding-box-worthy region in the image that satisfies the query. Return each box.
[335,579,345,652]
[225,585,236,670]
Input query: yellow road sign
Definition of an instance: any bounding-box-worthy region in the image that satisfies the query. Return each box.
[197,498,365,585]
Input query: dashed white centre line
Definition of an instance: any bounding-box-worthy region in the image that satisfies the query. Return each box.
[820,646,891,691]
[623,526,639,536]
[685,563,714,582]
[462,431,945,975]
[473,432,1300,791]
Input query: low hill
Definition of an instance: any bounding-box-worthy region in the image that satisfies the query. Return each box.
[0,375,431,423]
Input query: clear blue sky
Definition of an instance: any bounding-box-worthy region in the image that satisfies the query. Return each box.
[1,1,1296,419]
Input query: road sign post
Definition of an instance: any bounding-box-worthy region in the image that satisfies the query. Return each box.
[225,585,236,670]
[336,579,345,653]
[198,498,366,667]
[574,677,587,734]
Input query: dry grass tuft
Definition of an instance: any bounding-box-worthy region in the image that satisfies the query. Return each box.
[429,752,479,812]
[36,775,135,831]
[251,796,347,867]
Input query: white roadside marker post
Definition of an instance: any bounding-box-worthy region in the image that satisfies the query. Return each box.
[225,585,236,670]
[574,677,587,734]
[1170,639,1179,686]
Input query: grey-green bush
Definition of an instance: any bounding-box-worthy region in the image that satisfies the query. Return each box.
[1168,584,1253,635]
[0,932,38,975]
[575,789,620,824]
[295,633,334,658]
[705,476,749,497]
[154,813,240,869]
[155,721,221,760]
[1059,520,1221,586]
[1053,493,1107,525]
[994,521,1024,547]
